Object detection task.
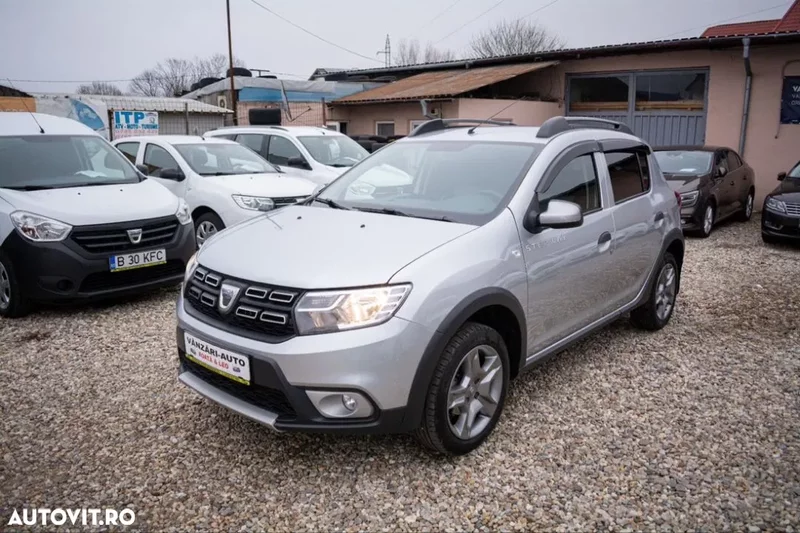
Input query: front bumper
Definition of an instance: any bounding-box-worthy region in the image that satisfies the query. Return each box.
[0,223,196,303]
[176,296,436,434]
[762,208,800,241]
[679,202,702,231]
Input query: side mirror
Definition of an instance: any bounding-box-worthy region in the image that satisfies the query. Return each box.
[136,164,149,175]
[287,156,310,170]
[159,168,186,181]
[717,166,727,177]
[535,199,584,230]
[778,171,787,181]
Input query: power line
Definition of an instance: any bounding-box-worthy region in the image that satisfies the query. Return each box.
[655,1,790,40]
[519,0,563,20]
[411,0,467,37]
[433,0,511,44]
[5,71,311,85]
[248,0,382,63]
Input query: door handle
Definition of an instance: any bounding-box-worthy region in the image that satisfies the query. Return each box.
[730,180,735,186]
[598,232,612,245]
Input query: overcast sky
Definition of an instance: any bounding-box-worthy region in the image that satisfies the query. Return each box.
[0,0,793,94]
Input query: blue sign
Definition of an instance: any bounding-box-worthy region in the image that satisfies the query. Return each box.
[780,76,800,125]
[113,111,159,137]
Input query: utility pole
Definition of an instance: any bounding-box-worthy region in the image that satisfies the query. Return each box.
[376,34,391,67]
[226,0,238,125]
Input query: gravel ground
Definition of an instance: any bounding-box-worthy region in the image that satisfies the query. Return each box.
[1,216,799,532]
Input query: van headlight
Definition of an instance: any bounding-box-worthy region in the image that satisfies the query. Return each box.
[232,195,275,211]
[294,284,411,335]
[184,252,198,284]
[176,199,192,225]
[10,211,72,242]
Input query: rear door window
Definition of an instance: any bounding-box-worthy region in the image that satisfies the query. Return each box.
[606,151,651,204]
[236,134,265,156]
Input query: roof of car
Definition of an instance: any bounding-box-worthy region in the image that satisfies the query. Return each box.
[114,135,235,145]
[207,125,340,137]
[0,112,95,136]
[653,145,728,152]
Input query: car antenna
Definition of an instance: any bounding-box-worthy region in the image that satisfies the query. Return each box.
[468,97,527,135]
[5,78,45,134]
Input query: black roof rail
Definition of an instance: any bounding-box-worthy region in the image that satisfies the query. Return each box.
[408,118,516,137]
[536,116,633,138]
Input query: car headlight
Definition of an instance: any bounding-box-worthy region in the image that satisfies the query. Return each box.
[765,197,786,214]
[176,199,192,225]
[10,211,72,242]
[232,195,275,211]
[680,191,699,207]
[295,284,412,335]
[184,252,198,284]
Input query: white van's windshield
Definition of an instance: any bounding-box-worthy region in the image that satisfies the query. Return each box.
[0,135,140,190]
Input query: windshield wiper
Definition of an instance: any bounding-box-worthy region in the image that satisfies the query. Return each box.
[329,163,351,168]
[312,198,351,210]
[353,206,456,223]
[1,185,54,191]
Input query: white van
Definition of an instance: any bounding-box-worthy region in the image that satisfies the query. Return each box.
[0,113,196,317]
[112,135,316,246]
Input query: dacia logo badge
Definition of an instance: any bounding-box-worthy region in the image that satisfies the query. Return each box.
[219,282,241,313]
[126,228,143,244]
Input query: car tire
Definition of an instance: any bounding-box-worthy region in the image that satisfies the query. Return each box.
[0,250,31,318]
[630,252,679,331]
[697,202,715,238]
[414,322,510,456]
[737,189,755,222]
[194,212,225,248]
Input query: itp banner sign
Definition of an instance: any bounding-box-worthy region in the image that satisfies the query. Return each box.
[113,111,159,138]
[780,76,800,125]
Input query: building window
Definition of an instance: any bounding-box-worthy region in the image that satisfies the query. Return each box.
[376,121,395,136]
[569,76,630,112]
[635,72,706,111]
[410,120,427,133]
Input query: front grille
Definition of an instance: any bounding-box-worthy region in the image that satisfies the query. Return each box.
[181,353,296,419]
[273,196,307,208]
[71,216,180,254]
[80,259,186,293]
[785,202,800,217]
[185,266,300,342]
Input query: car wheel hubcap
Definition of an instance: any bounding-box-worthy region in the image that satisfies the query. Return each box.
[704,206,713,234]
[447,345,503,440]
[196,221,217,246]
[655,263,676,322]
[0,262,11,310]
[746,195,753,217]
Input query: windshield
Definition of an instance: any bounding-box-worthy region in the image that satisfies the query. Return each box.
[298,135,368,167]
[654,150,713,175]
[789,161,800,179]
[175,143,277,176]
[0,135,139,190]
[316,140,541,225]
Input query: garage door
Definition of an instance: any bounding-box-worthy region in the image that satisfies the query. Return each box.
[566,70,708,147]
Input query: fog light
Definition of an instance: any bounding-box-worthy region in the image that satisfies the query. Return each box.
[342,394,358,412]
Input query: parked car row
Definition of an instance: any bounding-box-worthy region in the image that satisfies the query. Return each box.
[1,111,796,456]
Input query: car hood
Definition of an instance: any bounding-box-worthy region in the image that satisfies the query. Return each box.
[663,173,706,194]
[0,179,179,225]
[768,178,800,202]
[198,205,476,288]
[205,174,316,197]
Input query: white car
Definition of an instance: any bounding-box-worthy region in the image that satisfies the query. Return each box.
[204,126,369,186]
[112,135,316,246]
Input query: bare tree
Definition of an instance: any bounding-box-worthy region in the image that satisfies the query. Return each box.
[76,81,124,95]
[394,39,454,66]
[129,55,247,97]
[129,69,161,97]
[469,19,564,58]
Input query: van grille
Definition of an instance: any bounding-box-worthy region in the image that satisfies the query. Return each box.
[184,266,301,342]
[71,216,179,254]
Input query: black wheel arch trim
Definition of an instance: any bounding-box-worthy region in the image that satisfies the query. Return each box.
[641,228,684,303]
[400,287,526,431]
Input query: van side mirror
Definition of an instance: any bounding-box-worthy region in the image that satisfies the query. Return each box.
[524,199,583,232]
[287,156,311,170]
[159,168,186,181]
[778,171,787,181]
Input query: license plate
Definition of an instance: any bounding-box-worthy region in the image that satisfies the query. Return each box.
[183,332,251,385]
[109,249,166,272]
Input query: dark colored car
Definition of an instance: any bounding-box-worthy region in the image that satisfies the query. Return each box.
[762,160,800,244]
[654,146,755,237]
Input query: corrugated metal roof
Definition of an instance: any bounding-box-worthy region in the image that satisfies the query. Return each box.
[701,20,782,38]
[333,62,557,104]
[79,94,231,114]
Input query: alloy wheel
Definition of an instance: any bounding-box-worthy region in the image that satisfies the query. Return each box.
[655,263,677,322]
[703,205,714,235]
[0,261,11,310]
[746,194,753,218]
[196,221,217,247]
[447,345,503,440]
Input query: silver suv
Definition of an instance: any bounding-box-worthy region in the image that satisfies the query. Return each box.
[176,117,684,455]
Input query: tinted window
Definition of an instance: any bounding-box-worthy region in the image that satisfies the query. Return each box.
[267,136,304,166]
[539,155,600,213]
[236,134,265,155]
[726,150,742,171]
[115,142,140,164]
[606,151,650,203]
[635,72,706,111]
[789,161,800,178]
[715,150,729,171]
[143,144,181,177]
[569,76,630,112]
